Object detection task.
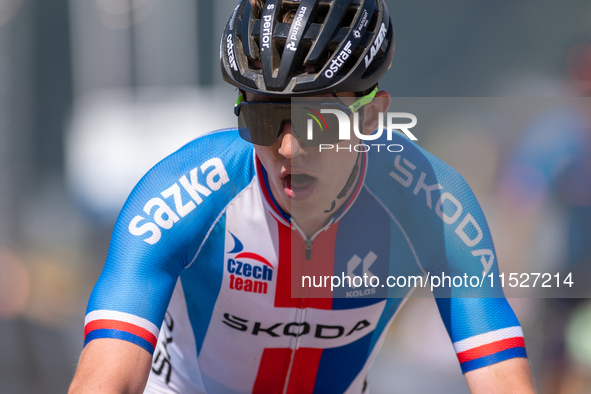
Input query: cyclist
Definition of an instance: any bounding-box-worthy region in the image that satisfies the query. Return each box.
[69,0,535,393]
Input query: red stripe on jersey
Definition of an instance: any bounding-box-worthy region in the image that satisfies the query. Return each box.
[84,319,158,348]
[457,337,525,364]
[274,221,337,309]
[303,224,337,308]
[286,348,323,394]
[255,157,285,221]
[234,252,274,268]
[253,348,292,393]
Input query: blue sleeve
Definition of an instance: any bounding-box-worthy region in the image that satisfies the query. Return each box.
[84,129,254,354]
[366,133,527,373]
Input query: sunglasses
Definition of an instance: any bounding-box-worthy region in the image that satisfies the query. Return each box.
[233,86,378,146]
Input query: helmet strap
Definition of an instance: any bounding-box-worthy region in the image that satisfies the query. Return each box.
[324,151,361,213]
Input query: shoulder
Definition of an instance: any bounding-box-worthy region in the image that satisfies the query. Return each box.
[116,128,256,247]
[146,128,254,184]
[365,132,473,212]
[364,132,496,278]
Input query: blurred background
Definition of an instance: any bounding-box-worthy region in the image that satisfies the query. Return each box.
[1,0,591,392]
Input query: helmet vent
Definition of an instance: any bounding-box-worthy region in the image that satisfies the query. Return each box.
[367,10,378,32]
[252,36,261,61]
[340,6,359,28]
[313,3,330,24]
[294,40,315,73]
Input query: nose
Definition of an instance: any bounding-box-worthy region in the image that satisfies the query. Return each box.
[278,121,307,158]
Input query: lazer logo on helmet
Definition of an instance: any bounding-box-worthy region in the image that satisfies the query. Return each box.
[226,233,273,294]
[364,23,388,68]
[286,6,307,52]
[222,313,372,339]
[226,34,238,71]
[324,41,352,79]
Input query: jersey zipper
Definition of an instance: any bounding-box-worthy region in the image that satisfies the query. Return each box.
[282,218,334,393]
[290,218,334,260]
[304,239,313,260]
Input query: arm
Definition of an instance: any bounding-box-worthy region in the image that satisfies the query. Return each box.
[69,339,152,394]
[68,131,252,393]
[465,358,535,394]
[375,138,533,388]
[423,157,534,390]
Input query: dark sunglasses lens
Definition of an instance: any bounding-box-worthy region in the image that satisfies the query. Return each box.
[237,103,290,146]
[291,104,347,146]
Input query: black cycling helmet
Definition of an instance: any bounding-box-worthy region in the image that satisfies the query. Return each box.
[221,0,395,97]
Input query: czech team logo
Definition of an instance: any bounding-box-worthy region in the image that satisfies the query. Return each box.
[227,232,273,294]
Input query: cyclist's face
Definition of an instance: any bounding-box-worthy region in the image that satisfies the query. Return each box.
[247,91,363,221]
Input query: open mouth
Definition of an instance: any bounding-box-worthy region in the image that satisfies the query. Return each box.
[283,173,316,200]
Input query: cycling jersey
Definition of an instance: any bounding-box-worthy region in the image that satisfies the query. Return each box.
[84,129,527,393]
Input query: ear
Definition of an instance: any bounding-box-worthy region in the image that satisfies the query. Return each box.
[362,90,391,135]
